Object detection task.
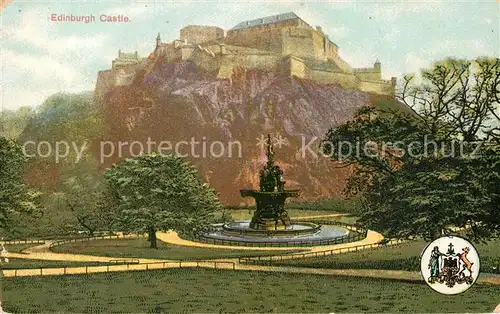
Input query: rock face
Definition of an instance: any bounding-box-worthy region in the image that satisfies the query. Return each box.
[98,57,385,205]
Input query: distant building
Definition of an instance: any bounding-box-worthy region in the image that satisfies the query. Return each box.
[98,12,396,96]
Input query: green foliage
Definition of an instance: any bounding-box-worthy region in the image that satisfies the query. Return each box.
[106,154,222,247]
[323,57,500,241]
[9,92,111,237]
[22,91,103,140]
[60,159,119,236]
[288,198,363,214]
[0,106,34,140]
[20,91,105,166]
[0,137,41,234]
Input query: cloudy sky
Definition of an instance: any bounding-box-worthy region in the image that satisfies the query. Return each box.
[1,0,498,110]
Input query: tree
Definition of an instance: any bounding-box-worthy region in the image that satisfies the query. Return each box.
[1,106,34,140]
[322,57,500,241]
[60,159,118,236]
[105,154,222,248]
[0,137,40,234]
[399,57,499,141]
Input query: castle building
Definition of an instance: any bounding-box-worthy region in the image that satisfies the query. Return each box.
[99,12,396,96]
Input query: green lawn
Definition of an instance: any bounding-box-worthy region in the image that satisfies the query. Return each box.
[2,258,126,269]
[51,238,302,260]
[4,269,499,313]
[268,239,500,273]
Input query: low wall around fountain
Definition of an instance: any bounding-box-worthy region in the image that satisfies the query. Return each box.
[222,221,321,238]
[197,220,367,247]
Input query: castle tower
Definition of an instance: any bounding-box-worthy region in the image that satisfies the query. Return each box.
[374,59,381,72]
[156,33,161,48]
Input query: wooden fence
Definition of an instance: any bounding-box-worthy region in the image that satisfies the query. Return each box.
[239,238,406,264]
[0,239,45,245]
[4,260,236,277]
[48,234,148,249]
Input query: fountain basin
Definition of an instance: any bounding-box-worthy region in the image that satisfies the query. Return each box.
[200,220,350,245]
[222,221,321,237]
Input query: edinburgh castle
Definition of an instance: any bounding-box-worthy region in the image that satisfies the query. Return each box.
[96,12,396,96]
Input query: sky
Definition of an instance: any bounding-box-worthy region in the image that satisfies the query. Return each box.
[1,0,499,110]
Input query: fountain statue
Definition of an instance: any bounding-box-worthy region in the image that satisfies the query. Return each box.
[240,134,300,230]
[199,134,350,246]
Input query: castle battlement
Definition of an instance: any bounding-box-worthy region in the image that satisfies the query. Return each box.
[104,12,396,96]
[354,67,380,73]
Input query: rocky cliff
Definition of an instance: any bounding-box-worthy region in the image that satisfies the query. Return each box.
[97,56,398,205]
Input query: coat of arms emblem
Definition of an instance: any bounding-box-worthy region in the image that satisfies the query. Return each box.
[420,236,480,294]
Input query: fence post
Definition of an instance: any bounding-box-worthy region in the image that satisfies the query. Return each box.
[64,267,67,275]
[146,264,149,270]
[214,262,217,269]
[232,262,235,270]
[86,266,88,274]
[179,261,182,268]
[40,268,43,276]
[107,265,110,272]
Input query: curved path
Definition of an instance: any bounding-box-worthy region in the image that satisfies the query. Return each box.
[2,221,384,277]
[156,230,383,252]
[6,239,175,264]
[2,218,499,286]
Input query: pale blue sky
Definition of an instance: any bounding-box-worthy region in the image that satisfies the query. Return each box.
[1,0,499,110]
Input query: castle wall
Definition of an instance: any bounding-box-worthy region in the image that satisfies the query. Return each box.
[312,30,325,59]
[281,26,350,76]
[224,19,303,52]
[328,54,354,74]
[112,59,142,70]
[181,46,195,60]
[281,27,331,60]
[358,80,395,95]
[217,53,280,78]
[282,27,316,59]
[323,37,338,58]
[354,68,381,81]
[158,43,182,63]
[279,55,311,79]
[310,69,360,89]
[180,25,224,44]
[188,48,221,74]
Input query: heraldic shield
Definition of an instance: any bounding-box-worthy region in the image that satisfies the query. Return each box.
[420,236,480,295]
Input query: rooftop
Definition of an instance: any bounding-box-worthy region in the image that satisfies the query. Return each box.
[230,12,304,30]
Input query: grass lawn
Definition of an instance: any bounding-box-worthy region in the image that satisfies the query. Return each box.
[268,239,500,273]
[2,258,125,269]
[51,238,302,260]
[4,268,499,313]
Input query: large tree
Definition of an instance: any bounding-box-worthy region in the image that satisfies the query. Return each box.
[61,173,118,236]
[323,57,500,241]
[106,154,222,248]
[0,137,40,234]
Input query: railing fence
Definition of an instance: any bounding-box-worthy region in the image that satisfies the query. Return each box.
[7,260,236,277]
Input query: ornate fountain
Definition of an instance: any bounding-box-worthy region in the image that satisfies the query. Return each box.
[240,134,300,230]
[199,134,350,246]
